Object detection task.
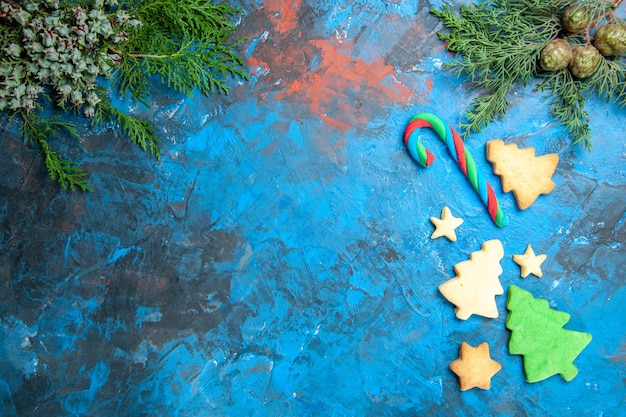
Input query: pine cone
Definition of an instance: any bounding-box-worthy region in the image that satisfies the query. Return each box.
[0,0,20,21]
[568,45,602,78]
[540,39,573,71]
[594,24,626,57]
[561,5,591,35]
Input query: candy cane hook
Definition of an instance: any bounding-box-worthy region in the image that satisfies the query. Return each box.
[403,112,508,227]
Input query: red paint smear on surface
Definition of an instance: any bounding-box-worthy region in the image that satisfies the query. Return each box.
[416,77,433,102]
[265,0,302,34]
[275,39,416,131]
[124,270,169,292]
[242,7,429,134]
[247,56,269,76]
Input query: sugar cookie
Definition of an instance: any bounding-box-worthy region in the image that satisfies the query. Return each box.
[506,285,592,382]
[438,239,504,320]
[430,206,464,242]
[513,244,547,278]
[486,140,558,210]
[449,342,502,391]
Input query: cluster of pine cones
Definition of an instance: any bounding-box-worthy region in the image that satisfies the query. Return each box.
[539,4,625,78]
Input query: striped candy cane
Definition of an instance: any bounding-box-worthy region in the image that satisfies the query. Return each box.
[403,112,508,227]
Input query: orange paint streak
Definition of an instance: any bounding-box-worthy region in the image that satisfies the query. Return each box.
[242,7,424,141]
[265,0,302,34]
[414,76,434,102]
[247,56,269,75]
[274,39,416,131]
[425,77,434,93]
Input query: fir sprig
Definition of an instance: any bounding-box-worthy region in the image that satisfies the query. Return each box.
[18,112,94,192]
[130,0,241,43]
[536,69,591,144]
[93,97,160,157]
[110,0,247,102]
[432,0,625,149]
[1,0,249,191]
[432,1,564,134]
[536,55,626,147]
[585,57,626,105]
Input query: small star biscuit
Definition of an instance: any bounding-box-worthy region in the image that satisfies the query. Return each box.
[449,342,502,391]
[513,244,547,278]
[430,206,463,242]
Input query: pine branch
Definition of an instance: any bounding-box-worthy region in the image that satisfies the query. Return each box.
[132,0,243,43]
[1,0,249,191]
[536,70,591,150]
[585,57,626,105]
[535,47,625,151]
[110,53,153,106]
[19,112,93,192]
[432,0,626,148]
[94,98,160,158]
[110,0,249,103]
[142,40,248,96]
[432,3,558,135]
[460,81,513,134]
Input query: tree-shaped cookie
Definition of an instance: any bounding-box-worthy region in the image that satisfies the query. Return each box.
[505,285,592,383]
[438,239,504,320]
[486,140,559,210]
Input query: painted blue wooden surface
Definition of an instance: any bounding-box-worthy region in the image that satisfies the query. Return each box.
[1,1,624,416]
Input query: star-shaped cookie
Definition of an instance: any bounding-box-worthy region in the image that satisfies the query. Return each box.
[430,206,463,242]
[449,342,502,391]
[513,244,547,278]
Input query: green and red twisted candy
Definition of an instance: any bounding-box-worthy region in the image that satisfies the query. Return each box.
[403,112,508,227]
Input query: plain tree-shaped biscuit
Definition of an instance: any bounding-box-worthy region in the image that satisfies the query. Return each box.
[486,140,559,210]
[438,239,505,320]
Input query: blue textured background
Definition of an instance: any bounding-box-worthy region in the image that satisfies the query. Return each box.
[1,1,624,416]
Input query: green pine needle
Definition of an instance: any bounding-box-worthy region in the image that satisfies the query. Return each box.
[536,70,591,149]
[432,0,626,149]
[111,0,249,102]
[459,81,513,135]
[1,0,249,191]
[19,112,94,192]
[93,98,161,158]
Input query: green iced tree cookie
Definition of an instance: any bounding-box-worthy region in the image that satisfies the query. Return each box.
[505,285,592,383]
